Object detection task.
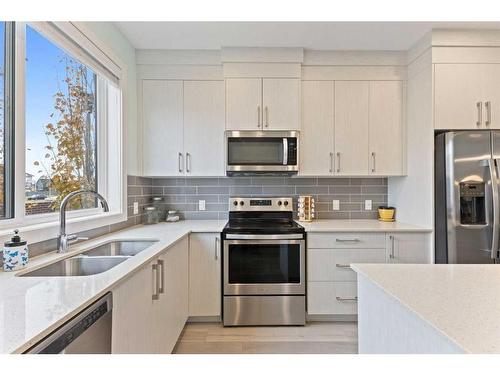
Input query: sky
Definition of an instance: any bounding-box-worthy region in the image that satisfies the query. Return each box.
[25,25,96,185]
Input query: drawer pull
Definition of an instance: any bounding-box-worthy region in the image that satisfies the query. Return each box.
[335,263,352,268]
[336,296,358,302]
[335,238,360,243]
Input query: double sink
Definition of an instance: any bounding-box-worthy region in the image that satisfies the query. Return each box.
[19,240,158,277]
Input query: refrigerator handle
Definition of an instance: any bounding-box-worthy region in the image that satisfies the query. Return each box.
[488,159,500,259]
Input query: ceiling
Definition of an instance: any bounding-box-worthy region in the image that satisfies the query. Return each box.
[115,22,500,51]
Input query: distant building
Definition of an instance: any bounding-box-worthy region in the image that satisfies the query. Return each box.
[35,176,51,192]
[25,173,34,191]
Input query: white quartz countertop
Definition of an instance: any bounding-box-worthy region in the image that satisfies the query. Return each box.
[298,219,431,232]
[0,218,429,354]
[0,220,225,354]
[351,264,500,354]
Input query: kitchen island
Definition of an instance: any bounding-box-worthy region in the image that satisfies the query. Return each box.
[352,264,500,354]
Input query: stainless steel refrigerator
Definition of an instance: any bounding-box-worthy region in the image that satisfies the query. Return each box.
[435,131,500,264]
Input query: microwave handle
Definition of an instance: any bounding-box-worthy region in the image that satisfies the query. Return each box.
[283,138,288,165]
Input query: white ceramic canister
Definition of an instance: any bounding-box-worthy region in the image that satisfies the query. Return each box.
[3,230,29,272]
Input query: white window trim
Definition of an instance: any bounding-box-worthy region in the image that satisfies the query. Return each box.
[0,22,128,246]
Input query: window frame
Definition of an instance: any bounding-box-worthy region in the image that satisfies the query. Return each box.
[0,22,127,244]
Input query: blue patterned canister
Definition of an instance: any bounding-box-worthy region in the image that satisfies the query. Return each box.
[3,229,29,272]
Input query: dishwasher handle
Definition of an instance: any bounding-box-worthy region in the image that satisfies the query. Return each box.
[25,293,112,354]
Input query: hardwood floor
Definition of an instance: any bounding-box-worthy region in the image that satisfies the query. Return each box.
[173,322,358,354]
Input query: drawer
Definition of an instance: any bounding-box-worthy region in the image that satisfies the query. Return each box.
[307,281,358,315]
[308,233,386,249]
[308,248,386,282]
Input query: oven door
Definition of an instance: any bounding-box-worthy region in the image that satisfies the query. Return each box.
[223,234,305,295]
[226,131,298,174]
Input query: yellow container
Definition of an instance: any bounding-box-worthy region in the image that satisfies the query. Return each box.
[378,206,395,222]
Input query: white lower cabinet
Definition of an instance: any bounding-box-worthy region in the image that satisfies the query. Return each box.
[111,236,188,354]
[188,233,221,317]
[308,282,358,315]
[386,232,431,264]
[307,231,431,319]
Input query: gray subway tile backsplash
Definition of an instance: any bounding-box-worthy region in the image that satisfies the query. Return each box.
[143,176,387,220]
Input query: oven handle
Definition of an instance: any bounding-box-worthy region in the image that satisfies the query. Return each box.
[224,233,304,240]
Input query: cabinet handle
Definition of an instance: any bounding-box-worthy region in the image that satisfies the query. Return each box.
[186,152,191,173]
[329,152,333,173]
[371,152,376,173]
[486,101,492,126]
[336,152,341,172]
[152,263,159,301]
[336,238,360,243]
[178,152,183,173]
[214,237,219,260]
[257,106,261,128]
[335,263,352,269]
[157,259,165,294]
[477,102,483,126]
[265,106,269,128]
[336,296,358,302]
[389,235,395,259]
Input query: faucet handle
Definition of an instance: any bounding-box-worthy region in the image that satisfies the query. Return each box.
[67,235,89,244]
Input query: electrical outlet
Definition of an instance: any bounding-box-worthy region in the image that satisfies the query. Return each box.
[198,200,206,211]
[332,200,340,211]
[133,202,139,215]
[364,200,373,211]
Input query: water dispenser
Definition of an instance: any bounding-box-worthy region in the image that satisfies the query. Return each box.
[459,182,486,225]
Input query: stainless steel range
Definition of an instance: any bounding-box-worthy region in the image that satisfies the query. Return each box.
[222,197,306,326]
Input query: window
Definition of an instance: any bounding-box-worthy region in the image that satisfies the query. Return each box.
[0,22,125,241]
[0,22,13,220]
[25,25,98,215]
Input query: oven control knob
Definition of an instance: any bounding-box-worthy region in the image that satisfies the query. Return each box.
[239,201,244,206]
[233,201,238,206]
[284,201,289,206]
[278,201,282,206]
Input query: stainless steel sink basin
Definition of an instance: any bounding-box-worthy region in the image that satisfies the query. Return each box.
[82,240,158,257]
[19,256,130,277]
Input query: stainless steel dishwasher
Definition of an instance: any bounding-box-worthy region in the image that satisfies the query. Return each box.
[26,293,112,354]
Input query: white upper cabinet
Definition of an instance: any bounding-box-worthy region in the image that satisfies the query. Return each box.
[262,78,301,130]
[300,81,335,175]
[225,78,301,130]
[183,81,225,176]
[225,78,262,130]
[334,81,370,175]
[141,79,225,177]
[368,81,404,175]
[434,64,500,130]
[142,80,183,176]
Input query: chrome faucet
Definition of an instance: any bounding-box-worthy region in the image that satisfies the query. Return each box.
[58,190,110,253]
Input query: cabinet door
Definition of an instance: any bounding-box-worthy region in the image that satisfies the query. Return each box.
[369,81,404,175]
[300,81,334,175]
[112,259,159,353]
[434,64,484,130]
[189,233,221,317]
[480,64,500,129]
[263,78,301,130]
[386,233,431,264]
[142,80,184,176]
[160,236,189,353]
[334,81,370,175]
[225,78,262,130]
[184,81,225,176]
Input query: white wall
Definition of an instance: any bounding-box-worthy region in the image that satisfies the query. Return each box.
[81,22,139,176]
[388,49,434,229]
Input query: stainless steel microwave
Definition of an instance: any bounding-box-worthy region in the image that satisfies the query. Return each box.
[225,131,299,176]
